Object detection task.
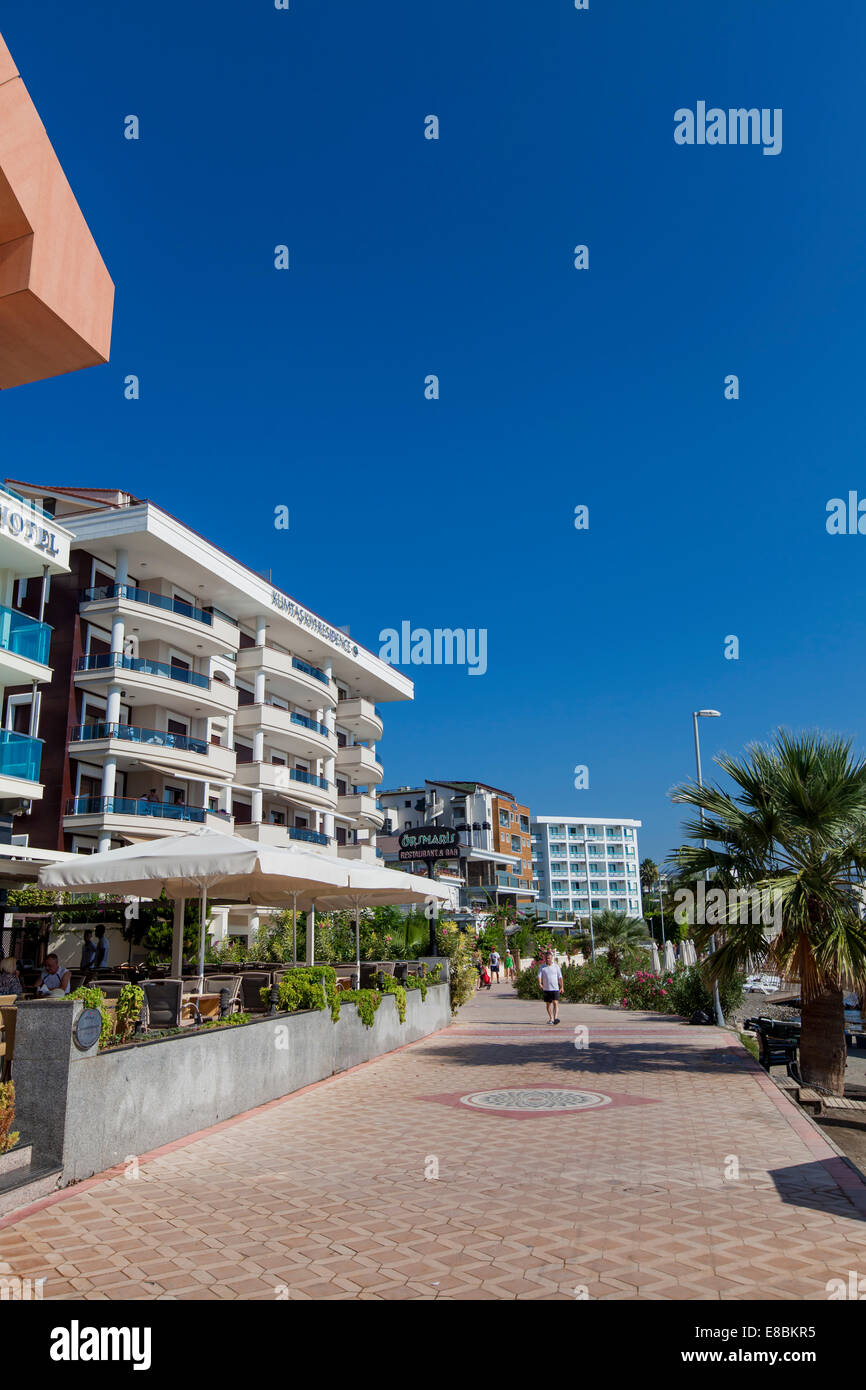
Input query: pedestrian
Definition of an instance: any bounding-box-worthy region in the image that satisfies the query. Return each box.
[538,948,563,1025]
[504,947,515,981]
[489,947,501,983]
[79,929,96,973]
[93,924,109,971]
[474,950,484,990]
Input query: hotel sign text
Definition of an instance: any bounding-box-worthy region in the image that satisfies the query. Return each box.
[271,590,359,656]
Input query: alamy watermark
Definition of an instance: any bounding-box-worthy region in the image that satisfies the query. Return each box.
[674,103,782,156]
[379,621,487,676]
[673,883,782,930]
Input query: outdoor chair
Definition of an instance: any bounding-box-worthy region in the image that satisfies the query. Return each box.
[0,1005,16,1081]
[239,972,271,1014]
[744,1017,801,1079]
[0,994,18,1007]
[203,976,243,1013]
[141,978,183,1030]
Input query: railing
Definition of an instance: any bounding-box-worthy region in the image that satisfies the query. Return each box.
[0,729,42,782]
[288,826,330,846]
[75,653,210,689]
[64,796,229,822]
[290,711,330,738]
[292,656,329,685]
[0,603,51,665]
[81,584,214,627]
[69,723,208,756]
[290,767,330,790]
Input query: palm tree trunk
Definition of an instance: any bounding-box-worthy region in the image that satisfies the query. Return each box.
[800,986,847,1096]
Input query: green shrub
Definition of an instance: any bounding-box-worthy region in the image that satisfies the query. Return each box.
[379,975,407,1022]
[515,965,543,999]
[405,975,427,1002]
[621,970,674,1011]
[0,1080,19,1154]
[273,966,340,1022]
[339,989,381,1028]
[434,921,478,1014]
[664,965,744,1019]
[115,983,144,1043]
[201,1011,251,1029]
[561,959,624,1006]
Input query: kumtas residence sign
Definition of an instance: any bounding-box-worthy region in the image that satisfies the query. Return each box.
[398,825,461,865]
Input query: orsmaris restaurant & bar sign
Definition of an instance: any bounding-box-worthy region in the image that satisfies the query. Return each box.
[398,825,461,872]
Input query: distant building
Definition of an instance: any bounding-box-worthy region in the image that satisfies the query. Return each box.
[379,779,539,912]
[532,816,642,921]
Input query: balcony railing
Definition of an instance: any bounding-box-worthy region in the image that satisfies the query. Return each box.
[292,656,329,685]
[0,729,42,782]
[290,711,330,738]
[75,653,210,689]
[81,584,214,627]
[288,826,330,846]
[70,723,208,756]
[290,767,330,790]
[0,604,51,666]
[64,796,229,823]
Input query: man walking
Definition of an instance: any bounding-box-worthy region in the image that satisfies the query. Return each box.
[489,947,501,983]
[538,948,563,1025]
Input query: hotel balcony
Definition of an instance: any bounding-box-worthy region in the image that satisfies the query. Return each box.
[0,603,53,686]
[0,729,43,801]
[236,646,337,711]
[74,652,238,719]
[233,761,338,813]
[67,723,236,782]
[63,795,231,840]
[234,822,333,852]
[334,744,383,785]
[79,585,240,657]
[337,842,385,864]
[233,703,335,761]
[335,697,383,741]
[337,792,384,830]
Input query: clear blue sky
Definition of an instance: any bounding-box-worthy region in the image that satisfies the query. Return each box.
[3,0,865,864]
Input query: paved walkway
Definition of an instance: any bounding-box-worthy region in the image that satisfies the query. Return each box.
[3,983,866,1300]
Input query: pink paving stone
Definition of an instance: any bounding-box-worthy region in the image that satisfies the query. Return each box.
[2,983,866,1300]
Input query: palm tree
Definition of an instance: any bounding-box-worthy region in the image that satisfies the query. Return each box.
[670,730,866,1096]
[640,858,659,896]
[593,909,649,976]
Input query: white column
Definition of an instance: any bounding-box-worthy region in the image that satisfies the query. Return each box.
[251,788,263,824]
[305,904,315,965]
[323,664,335,840]
[114,548,129,591]
[105,684,123,726]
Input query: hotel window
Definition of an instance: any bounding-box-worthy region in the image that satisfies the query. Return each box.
[510,834,521,852]
[499,810,509,828]
[520,815,529,832]
[624,828,634,838]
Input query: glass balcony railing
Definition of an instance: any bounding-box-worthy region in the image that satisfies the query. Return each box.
[288,826,330,846]
[290,767,330,790]
[75,653,210,689]
[64,796,230,822]
[0,604,51,665]
[0,729,42,781]
[81,584,214,627]
[70,724,208,756]
[292,656,329,685]
[290,711,330,738]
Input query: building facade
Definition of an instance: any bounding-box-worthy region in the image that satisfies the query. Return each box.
[532,816,643,921]
[379,779,539,912]
[4,483,410,874]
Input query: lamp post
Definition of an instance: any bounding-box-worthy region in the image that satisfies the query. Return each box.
[692,709,725,1027]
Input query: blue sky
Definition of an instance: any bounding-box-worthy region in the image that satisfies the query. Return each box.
[3,0,865,864]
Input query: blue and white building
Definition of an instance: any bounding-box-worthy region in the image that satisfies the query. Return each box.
[532,816,643,921]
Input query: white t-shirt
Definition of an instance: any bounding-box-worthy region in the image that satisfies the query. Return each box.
[539,963,562,992]
[489,951,500,967]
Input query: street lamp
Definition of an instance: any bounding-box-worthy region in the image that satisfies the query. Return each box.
[692,709,725,1027]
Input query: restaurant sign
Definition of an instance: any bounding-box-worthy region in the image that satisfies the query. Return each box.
[398,825,461,864]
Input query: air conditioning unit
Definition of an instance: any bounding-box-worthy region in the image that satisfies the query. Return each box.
[11,833,28,847]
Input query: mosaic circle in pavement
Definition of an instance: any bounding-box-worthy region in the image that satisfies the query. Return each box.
[459,1088,613,1113]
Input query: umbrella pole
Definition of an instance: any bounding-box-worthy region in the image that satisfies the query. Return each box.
[171,897,185,978]
[292,893,297,966]
[197,885,208,990]
[355,897,361,989]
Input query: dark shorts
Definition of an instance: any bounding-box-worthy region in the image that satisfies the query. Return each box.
[543,990,560,1003]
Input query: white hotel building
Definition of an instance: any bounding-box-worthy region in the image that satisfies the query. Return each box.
[4,483,409,900]
[532,817,643,921]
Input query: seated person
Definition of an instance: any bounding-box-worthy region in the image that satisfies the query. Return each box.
[36,954,71,996]
[0,955,22,996]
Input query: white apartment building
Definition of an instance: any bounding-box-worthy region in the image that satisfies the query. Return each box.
[4,483,409,882]
[0,484,73,811]
[532,816,643,921]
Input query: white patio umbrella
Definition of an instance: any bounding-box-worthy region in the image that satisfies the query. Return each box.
[663,939,677,973]
[38,829,350,986]
[650,942,661,974]
[311,864,453,983]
